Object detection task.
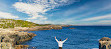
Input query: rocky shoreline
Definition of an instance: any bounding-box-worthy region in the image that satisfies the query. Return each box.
[0,28,36,49]
[0,25,69,49]
[13,25,70,31]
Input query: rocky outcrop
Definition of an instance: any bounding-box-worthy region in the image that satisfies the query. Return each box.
[99,37,111,49]
[13,25,67,31]
[15,45,29,49]
[69,28,75,29]
[0,29,36,49]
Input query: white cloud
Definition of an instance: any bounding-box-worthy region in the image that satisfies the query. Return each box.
[26,20,31,22]
[94,20,111,25]
[13,2,48,20]
[32,20,52,24]
[81,14,111,21]
[13,0,75,24]
[60,1,111,23]
[0,11,19,19]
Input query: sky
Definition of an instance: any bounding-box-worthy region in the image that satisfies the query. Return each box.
[0,0,111,25]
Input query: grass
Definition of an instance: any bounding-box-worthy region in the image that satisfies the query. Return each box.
[0,19,51,29]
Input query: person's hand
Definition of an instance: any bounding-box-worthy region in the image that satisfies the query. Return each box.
[66,38,68,40]
[55,36,56,39]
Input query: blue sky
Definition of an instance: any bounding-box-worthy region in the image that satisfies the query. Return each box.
[0,0,111,25]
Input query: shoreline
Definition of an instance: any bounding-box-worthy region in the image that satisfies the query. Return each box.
[1,25,109,49]
[13,25,70,31]
[0,25,69,49]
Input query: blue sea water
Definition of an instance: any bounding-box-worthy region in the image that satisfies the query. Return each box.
[22,26,111,49]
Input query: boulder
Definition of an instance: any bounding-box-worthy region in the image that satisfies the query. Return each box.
[99,37,111,49]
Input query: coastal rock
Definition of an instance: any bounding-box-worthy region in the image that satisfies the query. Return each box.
[13,25,65,31]
[99,37,111,41]
[50,25,62,30]
[15,45,29,49]
[99,37,111,49]
[0,29,36,49]
[0,42,14,49]
[69,28,75,29]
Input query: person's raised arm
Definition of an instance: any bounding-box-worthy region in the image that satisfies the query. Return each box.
[63,38,68,43]
[55,36,59,42]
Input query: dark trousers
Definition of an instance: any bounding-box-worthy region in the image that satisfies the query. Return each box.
[59,47,62,49]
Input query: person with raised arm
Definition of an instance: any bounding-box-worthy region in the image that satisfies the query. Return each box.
[55,36,68,49]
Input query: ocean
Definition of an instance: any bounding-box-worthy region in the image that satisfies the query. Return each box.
[22,26,111,49]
